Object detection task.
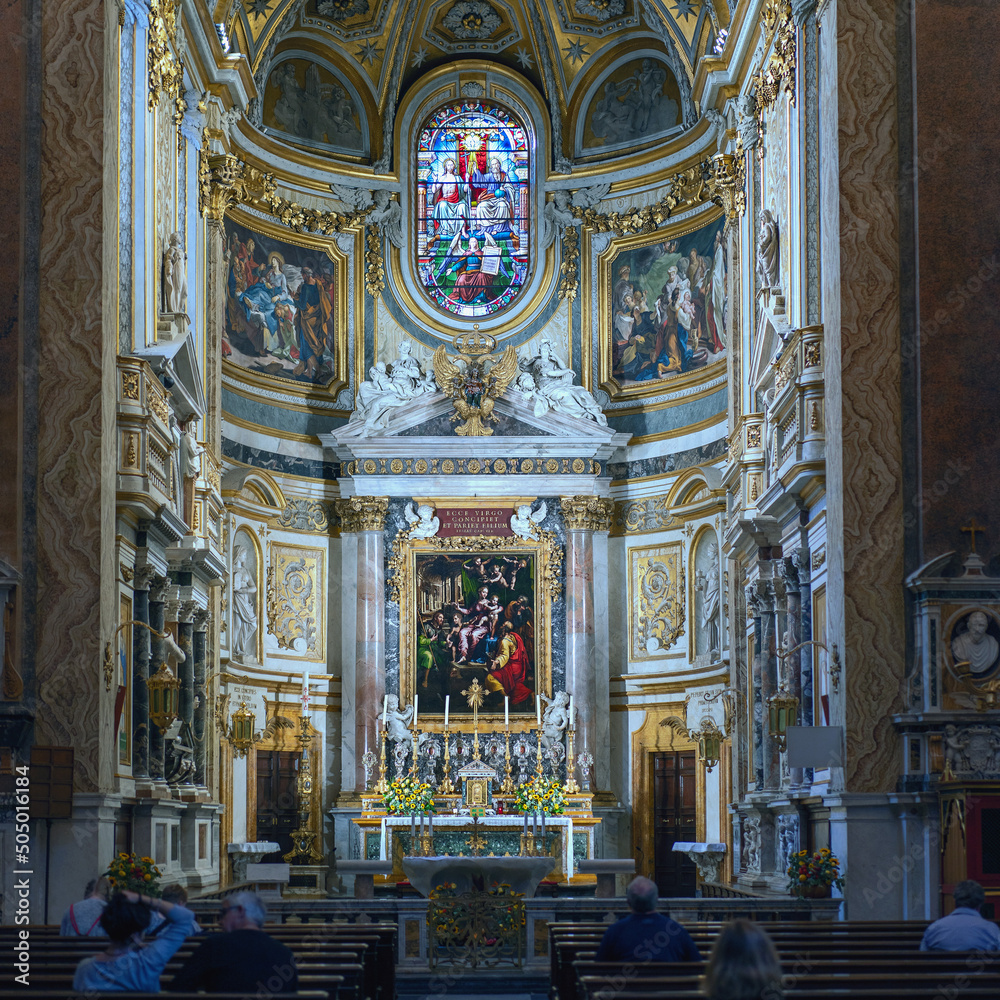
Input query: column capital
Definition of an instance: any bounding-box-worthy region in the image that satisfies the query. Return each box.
[148,576,170,603]
[336,496,389,533]
[560,495,614,532]
[193,608,212,631]
[178,600,198,624]
[133,566,156,592]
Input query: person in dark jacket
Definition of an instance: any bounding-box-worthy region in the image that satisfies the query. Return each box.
[595,876,701,963]
[168,892,297,994]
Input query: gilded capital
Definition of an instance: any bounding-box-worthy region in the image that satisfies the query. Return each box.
[198,150,243,221]
[560,495,614,533]
[337,496,389,533]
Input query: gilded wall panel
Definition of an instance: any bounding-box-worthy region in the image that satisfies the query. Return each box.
[628,544,685,660]
[267,543,326,661]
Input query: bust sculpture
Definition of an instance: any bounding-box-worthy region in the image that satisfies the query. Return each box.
[952,611,1000,675]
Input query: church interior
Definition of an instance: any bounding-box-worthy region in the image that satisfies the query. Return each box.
[2,0,1000,963]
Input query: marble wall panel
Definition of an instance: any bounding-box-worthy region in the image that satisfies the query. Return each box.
[834,0,906,793]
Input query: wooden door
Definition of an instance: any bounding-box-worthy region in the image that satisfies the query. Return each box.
[653,751,698,897]
[255,750,299,864]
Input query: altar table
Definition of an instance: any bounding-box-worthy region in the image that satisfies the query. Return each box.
[401,855,555,897]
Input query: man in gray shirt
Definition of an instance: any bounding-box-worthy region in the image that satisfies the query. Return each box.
[60,877,110,937]
[921,880,1000,951]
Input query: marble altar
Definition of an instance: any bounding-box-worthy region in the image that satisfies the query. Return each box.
[402,856,555,897]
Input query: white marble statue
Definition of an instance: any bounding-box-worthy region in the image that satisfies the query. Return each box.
[696,539,722,657]
[231,545,258,662]
[162,231,187,315]
[952,611,1000,674]
[350,341,435,433]
[510,501,547,540]
[368,189,404,248]
[540,691,570,748]
[383,694,416,745]
[756,209,780,290]
[404,502,439,539]
[542,190,578,249]
[518,339,608,426]
[181,429,204,481]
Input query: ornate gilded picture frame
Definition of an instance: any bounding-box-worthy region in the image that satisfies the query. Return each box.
[391,532,561,729]
[597,211,728,402]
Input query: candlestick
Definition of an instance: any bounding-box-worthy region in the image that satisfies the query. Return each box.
[375,724,389,794]
[439,730,455,795]
[535,727,544,777]
[444,695,450,728]
[565,723,580,794]
[500,727,515,794]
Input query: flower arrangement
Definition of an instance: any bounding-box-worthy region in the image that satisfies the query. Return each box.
[514,775,566,815]
[787,847,844,896]
[104,853,162,895]
[382,775,435,815]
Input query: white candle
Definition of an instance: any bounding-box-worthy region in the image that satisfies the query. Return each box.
[536,695,541,727]
[383,695,389,725]
[413,694,418,728]
[302,668,309,707]
[444,695,450,728]
[504,696,509,729]
[569,695,575,727]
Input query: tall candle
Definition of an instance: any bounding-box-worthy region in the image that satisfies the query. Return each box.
[536,695,541,727]
[504,696,509,728]
[541,810,546,838]
[523,811,528,836]
[569,695,575,727]
[413,694,418,728]
[383,695,389,725]
[444,695,450,728]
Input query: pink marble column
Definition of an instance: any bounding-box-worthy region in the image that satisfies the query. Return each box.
[561,497,614,788]
[338,497,389,792]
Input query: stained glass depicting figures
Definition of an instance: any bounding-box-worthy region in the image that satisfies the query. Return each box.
[416,102,530,318]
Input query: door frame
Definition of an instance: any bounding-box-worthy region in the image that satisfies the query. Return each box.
[631,705,704,883]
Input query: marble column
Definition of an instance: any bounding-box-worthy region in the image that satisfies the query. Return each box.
[560,496,614,787]
[148,577,168,783]
[176,600,196,785]
[793,549,813,787]
[745,582,765,790]
[781,558,803,788]
[192,609,209,787]
[337,497,389,792]
[760,576,781,792]
[131,567,154,781]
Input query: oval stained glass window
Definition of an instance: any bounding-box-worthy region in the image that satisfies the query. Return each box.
[416,101,530,318]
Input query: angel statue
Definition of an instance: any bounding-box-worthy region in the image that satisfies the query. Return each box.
[404,502,439,539]
[432,343,520,436]
[540,690,570,748]
[383,694,416,745]
[510,501,547,540]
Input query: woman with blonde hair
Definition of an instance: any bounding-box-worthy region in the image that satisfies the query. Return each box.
[704,919,783,1000]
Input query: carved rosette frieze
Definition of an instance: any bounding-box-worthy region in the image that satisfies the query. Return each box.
[336,496,389,534]
[344,456,603,477]
[561,495,614,533]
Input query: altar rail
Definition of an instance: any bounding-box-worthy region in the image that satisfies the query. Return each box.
[188,896,841,969]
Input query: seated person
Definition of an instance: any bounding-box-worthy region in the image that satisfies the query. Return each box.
[595,876,701,962]
[73,890,196,991]
[921,880,1000,951]
[60,876,110,937]
[168,891,298,993]
[704,919,783,1000]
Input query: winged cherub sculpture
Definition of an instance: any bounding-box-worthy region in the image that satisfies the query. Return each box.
[432,342,520,436]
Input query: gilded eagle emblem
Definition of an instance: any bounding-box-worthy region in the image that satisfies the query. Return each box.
[432,343,520,436]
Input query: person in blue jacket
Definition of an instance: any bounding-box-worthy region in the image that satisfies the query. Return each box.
[595,876,702,963]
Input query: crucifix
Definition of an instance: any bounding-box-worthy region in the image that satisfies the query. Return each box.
[962,518,985,555]
[462,677,484,761]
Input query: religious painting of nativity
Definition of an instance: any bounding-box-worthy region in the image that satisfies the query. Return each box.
[416,101,530,318]
[410,550,538,720]
[609,214,727,389]
[222,218,340,385]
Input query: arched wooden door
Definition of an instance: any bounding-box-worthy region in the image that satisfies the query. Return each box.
[653,750,698,896]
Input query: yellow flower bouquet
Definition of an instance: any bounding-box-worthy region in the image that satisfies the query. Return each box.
[103,852,163,896]
[383,775,435,816]
[787,847,844,897]
[514,775,565,815]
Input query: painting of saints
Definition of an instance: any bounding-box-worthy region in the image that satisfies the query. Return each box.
[411,551,538,717]
[610,215,727,387]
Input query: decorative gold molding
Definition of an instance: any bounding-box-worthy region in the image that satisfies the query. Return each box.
[365,224,385,298]
[266,544,326,661]
[628,545,685,660]
[709,150,746,222]
[575,160,714,236]
[560,495,614,532]
[753,0,797,117]
[558,226,580,301]
[335,496,388,533]
[148,0,183,112]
